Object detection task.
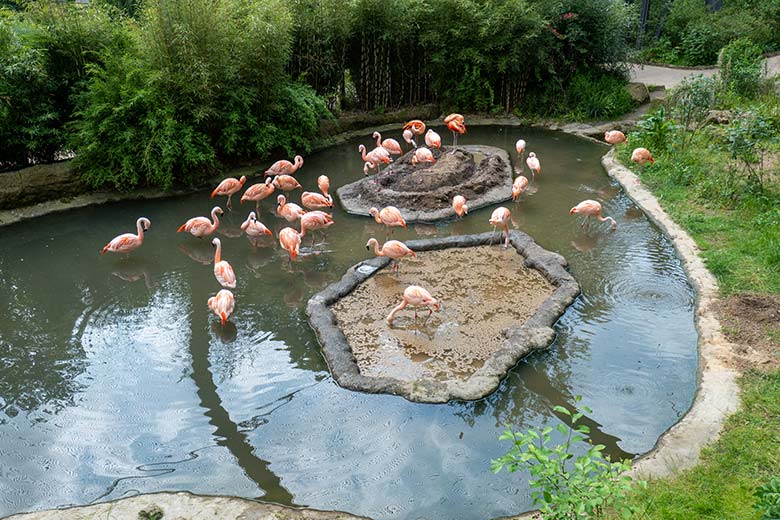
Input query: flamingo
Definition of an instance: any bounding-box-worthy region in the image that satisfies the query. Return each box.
[412,147,435,165]
[363,161,376,176]
[211,237,237,289]
[102,217,151,255]
[301,191,333,210]
[240,177,275,212]
[386,285,440,325]
[366,238,416,272]
[425,129,442,149]
[569,200,617,230]
[177,206,223,238]
[403,120,426,140]
[515,139,527,173]
[240,211,273,238]
[373,131,403,156]
[272,174,302,194]
[512,176,529,201]
[402,129,416,149]
[300,210,334,244]
[317,175,332,202]
[444,113,466,146]
[208,289,235,326]
[369,206,406,235]
[631,147,654,166]
[279,227,301,260]
[264,155,303,177]
[489,206,511,247]
[211,175,246,210]
[359,144,392,174]
[526,152,541,178]
[452,195,468,217]
[604,130,627,145]
[276,194,306,223]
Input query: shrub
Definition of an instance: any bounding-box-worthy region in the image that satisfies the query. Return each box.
[567,71,636,120]
[667,74,716,148]
[492,396,644,519]
[719,38,764,98]
[723,109,776,192]
[632,106,677,152]
[755,477,780,520]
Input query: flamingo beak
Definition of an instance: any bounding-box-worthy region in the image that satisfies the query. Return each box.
[265,229,272,236]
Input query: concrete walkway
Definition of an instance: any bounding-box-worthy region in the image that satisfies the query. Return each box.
[629,54,780,89]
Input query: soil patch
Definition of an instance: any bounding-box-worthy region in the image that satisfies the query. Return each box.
[331,246,555,383]
[716,293,780,371]
[336,145,513,222]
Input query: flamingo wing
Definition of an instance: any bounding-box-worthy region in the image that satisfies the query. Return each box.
[214,261,237,288]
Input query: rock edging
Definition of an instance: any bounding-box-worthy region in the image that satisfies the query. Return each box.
[306,231,580,403]
[601,148,739,477]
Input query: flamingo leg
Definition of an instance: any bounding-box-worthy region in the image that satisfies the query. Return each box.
[227,195,233,210]
[504,225,510,248]
[489,225,497,246]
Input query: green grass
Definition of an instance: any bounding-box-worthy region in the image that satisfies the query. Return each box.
[624,371,780,519]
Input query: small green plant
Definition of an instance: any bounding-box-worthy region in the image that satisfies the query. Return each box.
[492,396,644,519]
[634,106,677,153]
[667,75,716,149]
[755,477,780,520]
[723,109,776,192]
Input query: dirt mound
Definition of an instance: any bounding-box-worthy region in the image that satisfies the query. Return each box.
[717,293,780,371]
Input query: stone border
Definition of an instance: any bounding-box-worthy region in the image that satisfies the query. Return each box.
[601,148,739,477]
[336,144,514,223]
[306,231,580,404]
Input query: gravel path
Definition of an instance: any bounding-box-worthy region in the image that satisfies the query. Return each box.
[629,54,780,88]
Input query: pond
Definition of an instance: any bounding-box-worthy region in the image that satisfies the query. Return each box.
[0,125,697,520]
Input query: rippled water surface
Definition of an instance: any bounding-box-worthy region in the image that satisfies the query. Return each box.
[0,126,696,519]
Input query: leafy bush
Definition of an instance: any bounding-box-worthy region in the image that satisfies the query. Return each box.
[492,396,644,519]
[755,477,780,520]
[667,75,716,148]
[567,71,636,120]
[719,38,764,98]
[633,106,677,153]
[723,109,776,192]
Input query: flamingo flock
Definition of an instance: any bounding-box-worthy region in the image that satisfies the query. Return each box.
[101,115,654,329]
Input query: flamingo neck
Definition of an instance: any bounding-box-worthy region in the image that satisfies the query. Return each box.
[214,242,222,264]
[136,219,145,241]
[371,240,382,256]
[386,299,407,324]
[211,210,220,231]
[374,132,382,147]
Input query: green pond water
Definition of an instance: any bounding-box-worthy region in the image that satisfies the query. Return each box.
[0,126,697,519]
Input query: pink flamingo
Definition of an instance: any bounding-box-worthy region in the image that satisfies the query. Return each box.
[452,195,468,217]
[272,175,302,194]
[425,129,442,149]
[317,175,332,203]
[359,144,392,175]
[363,161,376,176]
[369,206,406,235]
[366,238,416,272]
[515,139,527,173]
[512,176,529,201]
[631,147,654,166]
[240,211,273,238]
[241,178,275,212]
[276,194,306,223]
[208,289,235,326]
[300,210,334,244]
[264,155,303,177]
[569,200,617,230]
[373,131,403,156]
[412,147,435,165]
[301,191,333,210]
[279,227,301,261]
[102,217,151,255]
[386,285,440,325]
[526,152,541,179]
[444,113,466,146]
[489,206,511,247]
[211,175,246,210]
[177,206,223,238]
[211,237,237,288]
[604,130,627,145]
[403,120,426,140]
[402,129,416,149]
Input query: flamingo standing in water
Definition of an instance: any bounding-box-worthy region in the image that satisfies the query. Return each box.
[102,217,151,255]
[512,176,529,201]
[211,176,246,210]
[631,147,654,166]
[526,152,541,179]
[264,155,303,177]
[279,227,301,261]
[604,130,627,145]
[425,129,442,149]
[208,289,235,326]
[444,113,466,146]
[489,206,511,247]
[366,238,416,272]
[177,206,223,238]
[452,195,468,217]
[301,190,333,210]
[515,139,526,173]
[211,238,237,288]
[240,211,273,238]
[240,178,275,212]
[317,175,332,203]
[569,200,617,230]
[402,129,416,149]
[276,194,306,223]
[412,147,435,165]
[373,132,402,156]
[369,206,406,235]
[300,210,334,244]
[272,175,302,194]
[386,285,440,325]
